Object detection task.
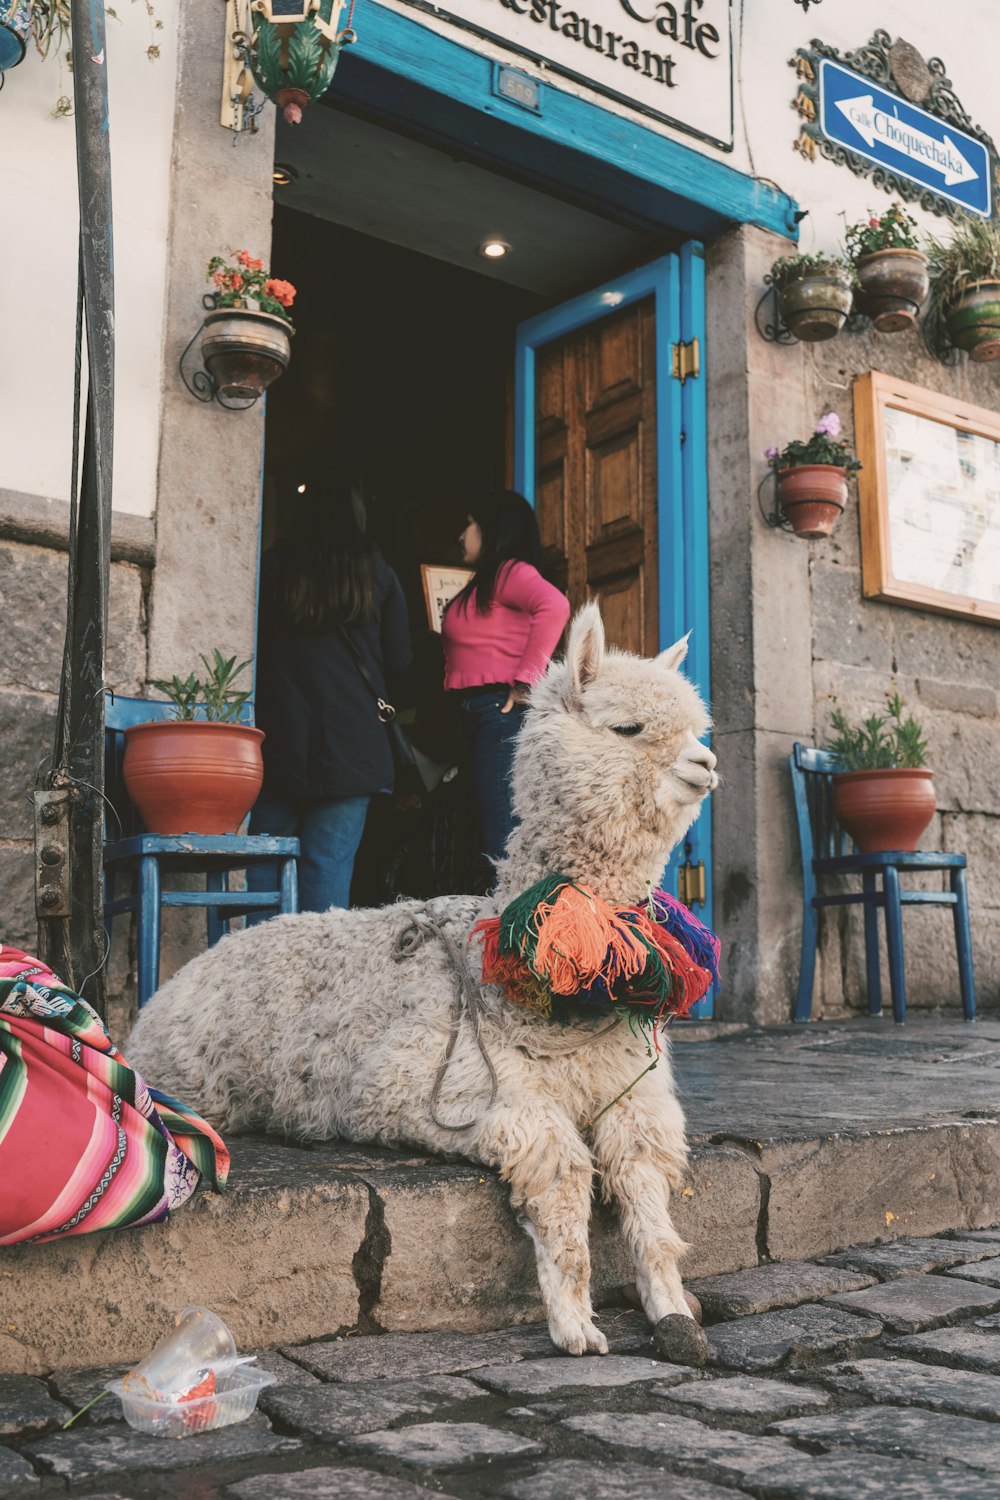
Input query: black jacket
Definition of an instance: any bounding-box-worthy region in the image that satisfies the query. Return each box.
[255,549,412,800]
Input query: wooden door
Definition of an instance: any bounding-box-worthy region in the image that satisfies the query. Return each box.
[534,299,658,656]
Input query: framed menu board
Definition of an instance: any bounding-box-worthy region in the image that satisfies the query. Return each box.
[854,371,1000,625]
[421,564,474,633]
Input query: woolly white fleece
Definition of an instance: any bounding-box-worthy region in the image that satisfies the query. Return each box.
[125,604,718,1355]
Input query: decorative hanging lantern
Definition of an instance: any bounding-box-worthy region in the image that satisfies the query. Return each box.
[249,0,353,125]
[0,0,32,73]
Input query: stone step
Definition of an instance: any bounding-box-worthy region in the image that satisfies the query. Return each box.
[6,1109,1000,1375]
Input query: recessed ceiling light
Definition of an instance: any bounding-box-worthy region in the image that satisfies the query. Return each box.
[296,483,308,493]
[478,238,512,260]
[273,163,298,187]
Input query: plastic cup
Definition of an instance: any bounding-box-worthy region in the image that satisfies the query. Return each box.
[122,1306,239,1400]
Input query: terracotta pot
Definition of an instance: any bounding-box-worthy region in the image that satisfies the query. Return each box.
[833,768,936,854]
[123,720,264,835]
[778,270,854,342]
[200,308,292,400]
[855,248,930,332]
[945,280,1000,363]
[778,465,848,539]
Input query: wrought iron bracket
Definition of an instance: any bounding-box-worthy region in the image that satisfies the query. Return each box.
[179,295,259,411]
[755,284,868,345]
[755,285,797,345]
[758,470,794,532]
[921,314,963,369]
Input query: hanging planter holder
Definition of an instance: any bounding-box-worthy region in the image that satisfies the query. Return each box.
[854,249,930,334]
[777,465,848,539]
[249,0,354,125]
[777,270,855,343]
[945,280,1000,364]
[199,306,292,402]
[0,0,32,73]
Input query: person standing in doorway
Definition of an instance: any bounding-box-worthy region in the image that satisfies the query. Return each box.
[441,489,570,888]
[248,475,412,914]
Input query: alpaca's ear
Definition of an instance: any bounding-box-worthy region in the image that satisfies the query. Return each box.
[658,632,691,672]
[566,602,605,702]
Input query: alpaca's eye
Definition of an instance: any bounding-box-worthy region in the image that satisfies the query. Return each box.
[611,724,644,737]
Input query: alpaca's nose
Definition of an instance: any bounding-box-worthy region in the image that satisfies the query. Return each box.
[676,735,718,791]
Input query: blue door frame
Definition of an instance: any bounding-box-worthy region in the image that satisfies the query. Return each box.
[336,4,798,243]
[513,246,715,1016]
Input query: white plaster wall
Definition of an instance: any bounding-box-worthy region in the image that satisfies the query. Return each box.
[0,0,179,517]
[378,0,996,254]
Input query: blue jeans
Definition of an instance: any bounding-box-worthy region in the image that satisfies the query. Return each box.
[247,794,371,917]
[460,693,527,882]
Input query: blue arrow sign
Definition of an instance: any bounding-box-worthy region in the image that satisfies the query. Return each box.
[819,58,992,218]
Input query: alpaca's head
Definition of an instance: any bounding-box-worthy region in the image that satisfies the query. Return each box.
[500,604,717,899]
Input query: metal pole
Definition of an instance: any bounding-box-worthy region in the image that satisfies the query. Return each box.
[35,0,115,1016]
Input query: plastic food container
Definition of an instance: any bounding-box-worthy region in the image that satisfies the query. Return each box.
[122,1306,239,1400]
[106,1365,276,1438]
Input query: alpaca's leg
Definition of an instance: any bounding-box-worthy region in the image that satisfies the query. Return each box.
[476,1104,607,1356]
[591,1092,692,1324]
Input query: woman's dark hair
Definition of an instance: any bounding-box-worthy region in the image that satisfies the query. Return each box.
[276,472,376,632]
[451,489,542,615]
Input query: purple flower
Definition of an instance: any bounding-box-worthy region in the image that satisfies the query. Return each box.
[764,446,779,460]
[815,412,841,438]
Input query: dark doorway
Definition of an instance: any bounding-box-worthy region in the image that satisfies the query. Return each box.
[262,207,543,902]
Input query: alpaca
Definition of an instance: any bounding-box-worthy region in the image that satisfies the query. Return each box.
[125,605,718,1356]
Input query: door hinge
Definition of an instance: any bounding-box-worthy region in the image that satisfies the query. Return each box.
[677,860,706,907]
[671,336,700,383]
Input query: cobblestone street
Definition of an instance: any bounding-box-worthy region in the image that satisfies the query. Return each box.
[9,1226,1000,1497]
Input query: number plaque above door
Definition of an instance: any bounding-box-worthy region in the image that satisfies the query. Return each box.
[394,0,734,150]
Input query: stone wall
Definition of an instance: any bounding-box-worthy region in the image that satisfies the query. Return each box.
[707,224,999,1023]
[806,329,1000,1017]
[0,510,152,980]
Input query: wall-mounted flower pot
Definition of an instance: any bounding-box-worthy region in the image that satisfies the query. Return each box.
[833,768,936,854]
[855,248,930,333]
[0,0,32,70]
[777,465,848,539]
[123,720,265,835]
[200,308,291,401]
[945,280,1000,363]
[778,271,854,342]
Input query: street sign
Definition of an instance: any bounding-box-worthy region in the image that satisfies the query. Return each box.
[819,57,991,219]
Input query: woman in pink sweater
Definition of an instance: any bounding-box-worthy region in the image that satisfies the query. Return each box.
[442,490,570,887]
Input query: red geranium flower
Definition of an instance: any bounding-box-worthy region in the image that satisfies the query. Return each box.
[264,278,296,308]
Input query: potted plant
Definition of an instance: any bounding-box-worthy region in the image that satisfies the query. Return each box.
[767,252,856,342]
[925,217,1000,363]
[765,412,861,539]
[201,251,297,400]
[827,694,935,854]
[0,0,32,72]
[123,651,264,836]
[845,202,930,333]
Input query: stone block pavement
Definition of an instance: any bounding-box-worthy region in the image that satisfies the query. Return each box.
[11,1228,1000,1497]
[9,1017,1000,1377]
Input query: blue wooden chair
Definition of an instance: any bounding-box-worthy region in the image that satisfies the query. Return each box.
[104,694,299,1008]
[790,743,975,1025]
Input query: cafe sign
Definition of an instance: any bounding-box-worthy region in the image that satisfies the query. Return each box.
[396,0,734,149]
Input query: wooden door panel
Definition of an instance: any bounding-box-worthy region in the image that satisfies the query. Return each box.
[588,436,643,540]
[533,299,658,657]
[597,576,644,654]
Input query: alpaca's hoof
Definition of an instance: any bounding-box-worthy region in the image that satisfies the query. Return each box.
[652,1313,709,1366]
[551,1318,609,1356]
[684,1291,703,1325]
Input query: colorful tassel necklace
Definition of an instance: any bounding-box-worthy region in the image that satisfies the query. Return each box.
[472,874,721,1041]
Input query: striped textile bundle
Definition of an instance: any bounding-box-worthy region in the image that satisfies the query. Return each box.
[473,875,721,1033]
[0,945,228,1247]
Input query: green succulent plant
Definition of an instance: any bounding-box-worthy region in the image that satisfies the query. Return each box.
[152,651,253,724]
[826,694,929,771]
